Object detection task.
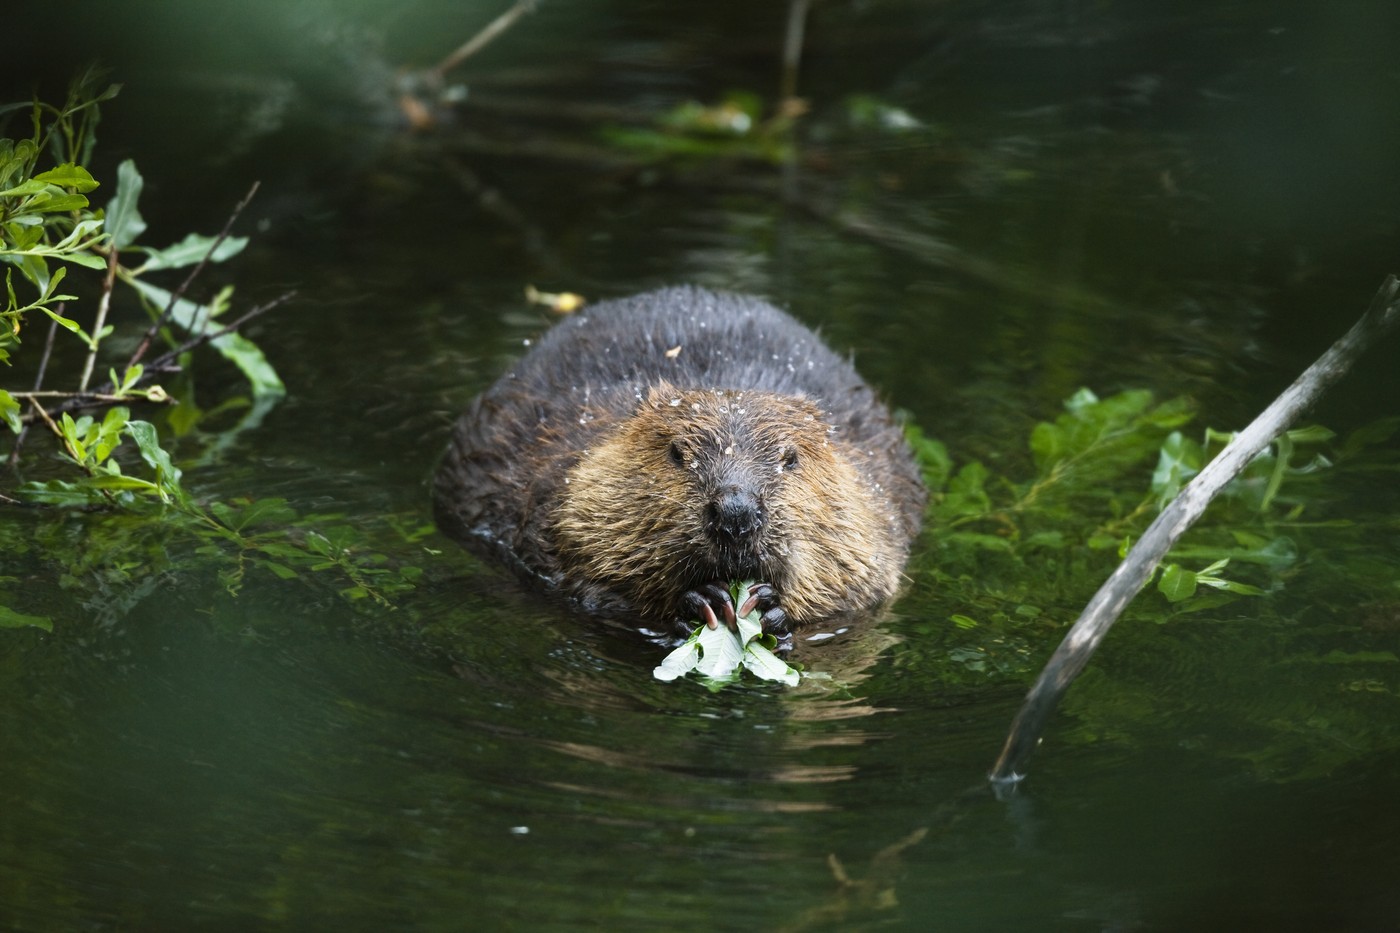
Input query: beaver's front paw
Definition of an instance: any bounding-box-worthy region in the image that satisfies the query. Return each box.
[739,582,792,654]
[680,581,738,632]
[680,581,788,640]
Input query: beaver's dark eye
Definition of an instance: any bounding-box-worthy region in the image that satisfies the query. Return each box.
[668,440,686,467]
[781,448,799,472]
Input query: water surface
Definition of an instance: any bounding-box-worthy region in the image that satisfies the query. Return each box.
[4,2,1400,929]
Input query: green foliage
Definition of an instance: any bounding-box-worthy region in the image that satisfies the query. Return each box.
[904,387,1364,684]
[599,92,793,164]
[1,73,423,632]
[1,72,115,356]
[7,397,427,621]
[1,70,277,400]
[905,387,1400,780]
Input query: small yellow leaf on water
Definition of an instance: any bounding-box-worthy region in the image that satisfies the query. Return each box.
[525,284,586,314]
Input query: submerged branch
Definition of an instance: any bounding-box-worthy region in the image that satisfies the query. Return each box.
[987,274,1400,790]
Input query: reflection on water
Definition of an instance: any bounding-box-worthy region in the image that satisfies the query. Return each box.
[4,0,1400,929]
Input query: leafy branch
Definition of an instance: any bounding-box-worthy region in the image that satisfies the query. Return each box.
[1,71,424,632]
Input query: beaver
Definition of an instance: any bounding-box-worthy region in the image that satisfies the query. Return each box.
[433,286,925,644]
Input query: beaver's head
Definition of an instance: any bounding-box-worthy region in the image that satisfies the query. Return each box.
[553,383,905,626]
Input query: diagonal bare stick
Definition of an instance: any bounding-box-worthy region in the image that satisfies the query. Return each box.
[428,0,538,84]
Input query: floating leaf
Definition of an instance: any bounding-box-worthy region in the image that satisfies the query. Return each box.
[213,497,298,532]
[693,621,747,681]
[653,636,702,683]
[741,638,800,686]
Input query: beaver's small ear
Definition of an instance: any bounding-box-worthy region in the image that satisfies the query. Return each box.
[643,380,680,409]
[788,395,827,421]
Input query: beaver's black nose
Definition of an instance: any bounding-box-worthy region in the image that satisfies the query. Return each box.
[707,486,763,541]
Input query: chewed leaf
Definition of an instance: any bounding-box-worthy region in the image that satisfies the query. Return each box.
[741,641,801,685]
[652,636,701,681]
[694,623,745,679]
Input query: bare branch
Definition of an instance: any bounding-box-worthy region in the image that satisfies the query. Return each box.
[428,0,539,84]
[781,0,814,102]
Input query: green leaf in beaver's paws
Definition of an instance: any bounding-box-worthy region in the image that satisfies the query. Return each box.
[652,580,801,687]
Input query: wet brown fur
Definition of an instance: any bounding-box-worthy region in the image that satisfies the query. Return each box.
[433,286,925,631]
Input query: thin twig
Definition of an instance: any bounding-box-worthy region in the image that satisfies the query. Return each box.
[77,245,120,392]
[428,0,539,84]
[8,309,62,467]
[987,275,1400,789]
[23,291,295,425]
[126,180,261,370]
[32,303,61,392]
[26,396,64,444]
[12,390,169,402]
[145,290,296,374]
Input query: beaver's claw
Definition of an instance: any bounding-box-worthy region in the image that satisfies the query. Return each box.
[739,583,788,633]
[681,582,735,632]
[680,581,788,643]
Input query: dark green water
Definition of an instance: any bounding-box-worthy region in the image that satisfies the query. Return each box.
[4,2,1400,930]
